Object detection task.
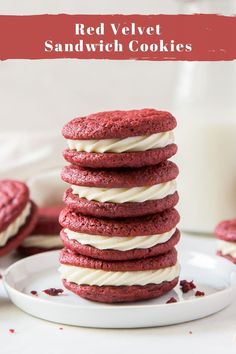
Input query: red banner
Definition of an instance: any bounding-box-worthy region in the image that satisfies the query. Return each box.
[0,14,235,60]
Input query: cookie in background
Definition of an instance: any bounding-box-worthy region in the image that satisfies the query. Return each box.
[0,180,38,256]
[19,205,63,256]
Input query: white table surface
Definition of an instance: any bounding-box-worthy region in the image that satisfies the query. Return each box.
[0,233,235,354]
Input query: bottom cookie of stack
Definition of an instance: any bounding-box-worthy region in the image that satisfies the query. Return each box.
[59,248,180,303]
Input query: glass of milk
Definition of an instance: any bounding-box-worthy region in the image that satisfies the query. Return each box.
[171,61,236,234]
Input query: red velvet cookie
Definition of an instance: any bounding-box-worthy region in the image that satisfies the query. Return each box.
[60,228,180,261]
[60,247,177,270]
[215,219,236,263]
[0,180,38,256]
[62,278,179,303]
[215,219,236,242]
[19,205,63,256]
[62,161,178,188]
[31,206,62,235]
[62,109,177,168]
[64,190,179,219]
[63,145,177,169]
[59,248,179,303]
[59,207,180,236]
[63,109,177,140]
[61,161,178,218]
[59,208,180,261]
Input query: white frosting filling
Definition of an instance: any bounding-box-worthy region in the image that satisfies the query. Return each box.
[21,235,62,249]
[59,263,180,286]
[71,180,177,203]
[64,228,176,251]
[0,202,31,247]
[67,131,174,153]
[217,240,236,257]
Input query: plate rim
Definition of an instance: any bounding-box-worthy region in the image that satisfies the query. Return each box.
[3,249,236,311]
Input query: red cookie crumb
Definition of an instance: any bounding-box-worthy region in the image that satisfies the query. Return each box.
[166,297,177,304]
[195,290,205,297]
[189,331,193,335]
[180,280,196,293]
[0,274,2,279]
[9,329,15,334]
[43,288,64,296]
[30,290,38,296]
[59,327,64,330]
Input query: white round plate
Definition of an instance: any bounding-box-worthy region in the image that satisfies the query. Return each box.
[3,250,236,328]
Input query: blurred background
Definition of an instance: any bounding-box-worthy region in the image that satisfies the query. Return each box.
[0,0,236,234]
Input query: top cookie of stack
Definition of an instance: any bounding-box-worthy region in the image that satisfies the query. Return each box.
[62,108,177,169]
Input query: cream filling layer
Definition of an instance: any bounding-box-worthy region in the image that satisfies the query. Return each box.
[0,202,31,247]
[59,263,180,286]
[217,240,236,257]
[64,228,176,251]
[21,235,62,249]
[67,131,174,153]
[71,180,177,203]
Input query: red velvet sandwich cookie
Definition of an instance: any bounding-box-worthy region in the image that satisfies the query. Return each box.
[19,205,63,256]
[0,180,38,256]
[62,109,177,168]
[215,218,236,264]
[59,247,180,303]
[59,207,180,261]
[62,161,179,218]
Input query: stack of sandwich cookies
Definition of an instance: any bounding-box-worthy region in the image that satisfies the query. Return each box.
[19,206,62,256]
[59,108,181,303]
[0,180,38,256]
[215,219,236,264]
